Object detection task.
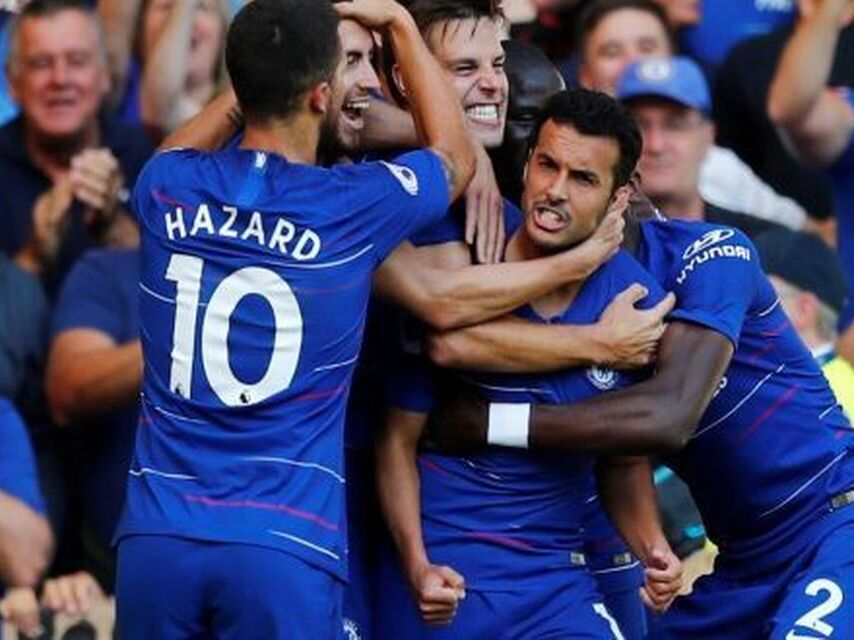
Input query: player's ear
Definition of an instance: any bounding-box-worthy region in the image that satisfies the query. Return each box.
[391,63,407,101]
[308,81,332,116]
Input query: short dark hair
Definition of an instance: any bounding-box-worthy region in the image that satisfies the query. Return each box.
[402,0,504,41]
[226,0,340,122]
[7,0,103,75]
[576,0,676,59]
[527,89,642,189]
[383,0,504,106]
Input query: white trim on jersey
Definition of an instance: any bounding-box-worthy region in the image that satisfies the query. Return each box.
[279,244,374,270]
[758,450,848,520]
[314,356,360,372]
[693,364,786,439]
[819,404,840,420]
[267,529,340,561]
[757,298,781,318]
[591,560,642,576]
[128,467,198,481]
[243,456,345,484]
[139,282,178,305]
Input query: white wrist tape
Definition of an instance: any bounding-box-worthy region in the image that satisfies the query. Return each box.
[487,403,531,449]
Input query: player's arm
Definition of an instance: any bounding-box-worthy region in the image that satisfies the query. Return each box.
[426,284,674,370]
[428,322,733,455]
[767,0,854,166]
[46,330,142,427]
[376,408,466,625]
[596,457,681,612]
[0,491,52,588]
[157,88,243,152]
[336,0,476,200]
[374,209,626,330]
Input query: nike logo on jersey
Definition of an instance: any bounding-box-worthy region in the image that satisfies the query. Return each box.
[380,161,420,196]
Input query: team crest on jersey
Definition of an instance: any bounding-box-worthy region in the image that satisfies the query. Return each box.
[342,618,361,640]
[682,229,736,260]
[380,161,419,196]
[586,366,618,391]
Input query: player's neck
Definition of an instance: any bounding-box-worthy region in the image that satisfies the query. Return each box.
[240,113,322,165]
[506,228,581,318]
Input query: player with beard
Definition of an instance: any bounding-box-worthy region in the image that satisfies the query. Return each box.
[376,89,680,639]
[424,133,854,640]
[491,39,658,639]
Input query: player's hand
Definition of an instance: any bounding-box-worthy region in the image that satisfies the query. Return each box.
[593,285,676,369]
[565,206,625,279]
[69,148,125,229]
[465,143,505,264]
[334,0,407,30]
[0,587,43,639]
[41,571,104,618]
[410,563,466,626]
[640,545,682,613]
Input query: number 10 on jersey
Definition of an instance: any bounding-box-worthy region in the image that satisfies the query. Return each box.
[166,253,304,408]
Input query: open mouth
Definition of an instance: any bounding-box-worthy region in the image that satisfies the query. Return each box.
[342,97,371,129]
[465,103,501,127]
[533,205,570,232]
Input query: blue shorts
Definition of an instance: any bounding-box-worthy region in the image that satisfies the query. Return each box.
[116,534,344,640]
[375,547,626,639]
[649,518,854,640]
[342,449,379,640]
[590,557,645,640]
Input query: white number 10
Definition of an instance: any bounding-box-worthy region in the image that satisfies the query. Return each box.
[166,254,303,407]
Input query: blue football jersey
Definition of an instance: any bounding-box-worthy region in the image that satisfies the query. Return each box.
[387,250,665,589]
[117,146,449,579]
[679,1,795,68]
[827,90,854,329]
[638,220,854,571]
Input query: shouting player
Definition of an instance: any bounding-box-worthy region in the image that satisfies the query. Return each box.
[113,0,477,637]
[377,89,680,639]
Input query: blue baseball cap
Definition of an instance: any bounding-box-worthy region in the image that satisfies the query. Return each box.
[617,56,711,115]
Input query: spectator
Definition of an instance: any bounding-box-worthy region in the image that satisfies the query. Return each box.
[0,0,152,294]
[0,398,53,638]
[714,0,854,227]
[45,247,140,589]
[666,0,796,72]
[766,0,854,363]
[617,56,786,239]
[575,0,809,231]
[100,0,228,139]
[753,229,854,419]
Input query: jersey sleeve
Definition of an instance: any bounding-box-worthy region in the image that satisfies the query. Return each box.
[667,228,759,347]
[0,399,45,514]
[381,310,437,414]
[52,251,126,341]
[345,149,451,262]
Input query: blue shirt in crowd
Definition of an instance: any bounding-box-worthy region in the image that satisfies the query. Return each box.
[52,248,140,548]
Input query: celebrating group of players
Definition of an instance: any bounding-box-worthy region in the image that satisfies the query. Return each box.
[115,0,854,638]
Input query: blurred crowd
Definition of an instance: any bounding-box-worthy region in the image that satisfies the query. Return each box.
[0,0,852,637]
